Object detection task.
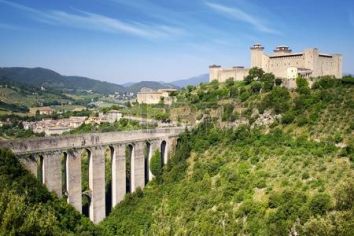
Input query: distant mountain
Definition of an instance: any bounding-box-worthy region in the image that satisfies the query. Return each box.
[126,81,178,93]
[171,74,208,87]
[121,82,135,87]
[0,67,125,94]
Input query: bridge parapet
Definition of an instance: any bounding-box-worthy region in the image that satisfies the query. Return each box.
[0,127,185,155]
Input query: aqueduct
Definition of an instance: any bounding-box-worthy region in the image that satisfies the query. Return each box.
[0,127,184,223]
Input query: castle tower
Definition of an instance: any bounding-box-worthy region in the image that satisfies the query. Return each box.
[303,48,319,76]
[209,65,221,82]
[250,43,264,68]
[332,54,342,78]
[273,45,292,56]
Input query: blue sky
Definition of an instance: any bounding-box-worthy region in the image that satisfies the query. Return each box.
[0,0,353,84]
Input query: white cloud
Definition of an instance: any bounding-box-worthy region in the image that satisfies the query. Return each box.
[205,1,279,34]
[0,0,183,39]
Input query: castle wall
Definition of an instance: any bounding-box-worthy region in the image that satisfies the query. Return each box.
[267,55,305,78]
[209,67,248,82]
[137,92,163,104]
[211,44,342,83]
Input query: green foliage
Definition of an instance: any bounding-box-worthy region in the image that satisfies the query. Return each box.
[309,193,332,215]
[260,73,275,92]
[102,123,352,235]
[69,118,151,134]
[250,81,262,93]
[260,87,291,113]
[281,110,295,124]
[275,78,283,86]
[0,121,45,139]
[249,67,265,80]
[0,101,29,113]
[150,150,162,179]
[296,76,311,94]
[0,149,99,235]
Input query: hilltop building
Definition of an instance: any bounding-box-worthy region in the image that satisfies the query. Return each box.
[209,44,342,85]
[137,88,177,105]
[36,106,54,115]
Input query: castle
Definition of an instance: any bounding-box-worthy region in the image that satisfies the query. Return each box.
[209,44,342,84]
[137,88,177,105]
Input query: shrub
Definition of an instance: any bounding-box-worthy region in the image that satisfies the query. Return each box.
[248,67,265,80]
[302,172,310,180]
[297,114,308,126]
[334,181,354,210]
[250,81,262,93]
[260,87,291,114]
[281,110,295,124]
[150,150,162,179]
[296,76,310,95]
[309,193,331,215]
[275,78,282,86]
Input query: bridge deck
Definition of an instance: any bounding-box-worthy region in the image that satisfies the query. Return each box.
[0,127,185,155]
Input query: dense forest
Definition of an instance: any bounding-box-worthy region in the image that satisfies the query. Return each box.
[101,75,354,235]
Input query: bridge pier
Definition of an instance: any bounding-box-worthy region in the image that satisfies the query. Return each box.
[132,142,145,192]
[89,147,106,224]
[66,150,82,213]
[42,151,62,198]
[112,144,126,207]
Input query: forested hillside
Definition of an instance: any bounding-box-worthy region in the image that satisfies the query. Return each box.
[101,75,354,235]
[0,67,125,94]
[0,149,100,235]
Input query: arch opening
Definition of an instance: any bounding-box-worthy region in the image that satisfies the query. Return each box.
[144,142,151,185]
[37,155,44,184]
[160,140,167,167]
[81,149,91,218]
[105,146,114,215]
[61,152,68,198]
[125,144,133,193]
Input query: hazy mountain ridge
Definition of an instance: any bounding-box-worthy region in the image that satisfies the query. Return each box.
[170,73,209,87]
[0,67,126,94]
[125,81,178,93]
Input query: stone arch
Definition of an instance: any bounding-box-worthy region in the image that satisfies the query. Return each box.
[144,141,151,185]
[62,152,68,197]
[105,145,114,215]
[81,148,92,218]
[125,144,134,193]
[37,155,44,184]
[160,140,167,166]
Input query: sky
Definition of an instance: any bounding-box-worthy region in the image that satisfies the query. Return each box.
[0,0,353,84]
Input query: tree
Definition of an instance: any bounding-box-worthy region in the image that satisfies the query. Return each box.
[296,76,310,95]
[250,81,262,93]
[249,67,264,80]
[261,73,275,92]
[225,78,235,87]
[244,75,254,85]
[275,78,283,86]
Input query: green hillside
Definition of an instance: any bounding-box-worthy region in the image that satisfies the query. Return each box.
[0,67,125,94]
[0,149,100,235]
[101,75,354,235]
[0,73,353,235]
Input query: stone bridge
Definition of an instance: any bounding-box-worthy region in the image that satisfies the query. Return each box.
[0,127,185,223]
